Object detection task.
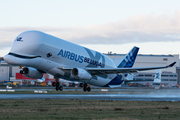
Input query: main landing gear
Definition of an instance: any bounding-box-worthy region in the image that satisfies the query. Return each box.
[54,77,63,91]
[83,83,91,92]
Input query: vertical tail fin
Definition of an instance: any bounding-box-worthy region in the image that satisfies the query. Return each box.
[107,47,138,87]
[154,69,161,83]
[117,46,139,68]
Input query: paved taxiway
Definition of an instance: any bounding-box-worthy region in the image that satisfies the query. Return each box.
[1,88,180,101]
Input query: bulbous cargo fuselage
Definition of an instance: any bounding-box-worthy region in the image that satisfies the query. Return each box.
[4,30,117,86]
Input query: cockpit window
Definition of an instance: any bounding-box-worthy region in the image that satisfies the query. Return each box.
[8,52,41,59]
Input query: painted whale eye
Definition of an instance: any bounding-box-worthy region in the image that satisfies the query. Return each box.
[46,53,52,58]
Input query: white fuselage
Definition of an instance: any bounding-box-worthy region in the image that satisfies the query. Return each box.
[4,30,120,87]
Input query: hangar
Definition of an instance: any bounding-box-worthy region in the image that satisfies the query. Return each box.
[106,53,179,86]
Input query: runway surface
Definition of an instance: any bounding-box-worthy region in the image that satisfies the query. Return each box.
[1,93,180,101]
[1,87,180,101]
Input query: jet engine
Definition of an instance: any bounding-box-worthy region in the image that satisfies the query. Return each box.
[20,67,43,79]
[71,68,92,80]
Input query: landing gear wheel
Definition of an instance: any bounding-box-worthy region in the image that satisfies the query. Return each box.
[59,86,63,91]
[83,83,87,92]
[79,83,84,87]
[87,87,91,92]
[55,82,59,91]
[52,82,56,87]
[55,87,59,91]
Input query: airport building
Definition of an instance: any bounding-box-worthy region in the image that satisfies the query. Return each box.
[106,53,179,86]
[0,61,19,81]
[0,53,179,86]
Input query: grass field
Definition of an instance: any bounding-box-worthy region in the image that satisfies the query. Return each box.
[0,98,180,120]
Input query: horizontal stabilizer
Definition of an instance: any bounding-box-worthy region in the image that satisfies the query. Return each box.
[109,85,122,88]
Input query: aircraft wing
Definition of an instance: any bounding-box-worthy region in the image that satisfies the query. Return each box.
[86,62,176,75]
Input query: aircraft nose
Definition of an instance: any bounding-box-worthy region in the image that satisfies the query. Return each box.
[3,53,30,66]
[3,54,14,64]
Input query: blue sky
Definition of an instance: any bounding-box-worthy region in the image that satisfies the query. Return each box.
[1,0,180,56]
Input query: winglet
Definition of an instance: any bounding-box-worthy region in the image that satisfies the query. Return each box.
[167,62,176,67]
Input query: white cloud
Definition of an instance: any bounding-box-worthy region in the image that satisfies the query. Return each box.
[1,11,180,48]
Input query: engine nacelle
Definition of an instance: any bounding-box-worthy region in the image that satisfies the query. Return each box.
[20,67,43,79]
[71,68,92,80]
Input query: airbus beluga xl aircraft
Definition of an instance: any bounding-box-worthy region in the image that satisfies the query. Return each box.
[1,30,176,92]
